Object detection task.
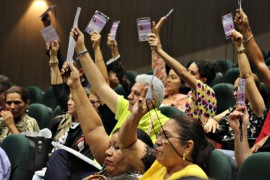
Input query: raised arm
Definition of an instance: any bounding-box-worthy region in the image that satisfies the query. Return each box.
[234,10,270,90]
[151,17,167,86]
[231,29,265,117]
[49,41,63,85]
[107,35,132,95]
[71,27,118,113]
[148,24,197,90]
[66,62,110,165]
[91,32,109,84]
[228,106,252,167]
[118,88,154,173]
[107,34,120,58]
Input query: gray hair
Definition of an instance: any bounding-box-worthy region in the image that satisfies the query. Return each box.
[135,74,164,108]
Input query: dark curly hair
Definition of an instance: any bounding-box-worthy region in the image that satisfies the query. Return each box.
[187,59,217,85]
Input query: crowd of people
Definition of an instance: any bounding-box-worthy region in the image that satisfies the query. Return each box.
[0,8,270,180]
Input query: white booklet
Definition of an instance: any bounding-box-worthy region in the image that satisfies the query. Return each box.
[51,141,102,170]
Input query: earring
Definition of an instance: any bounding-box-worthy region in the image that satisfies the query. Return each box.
[182,152,186,161]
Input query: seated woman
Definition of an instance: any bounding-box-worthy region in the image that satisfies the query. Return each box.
[204,30,267,143]
[65,62,155,179]
[148,19,217,124]
[44,91,98,180]
[0,86,39,140]
[118,88,214,179]
[151,18,187,112]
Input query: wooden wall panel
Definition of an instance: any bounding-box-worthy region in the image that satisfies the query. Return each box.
[0,0,270,89]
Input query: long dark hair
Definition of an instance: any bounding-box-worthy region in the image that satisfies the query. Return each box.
[172,114,214,173]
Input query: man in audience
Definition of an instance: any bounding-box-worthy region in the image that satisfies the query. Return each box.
[70,27,169,142]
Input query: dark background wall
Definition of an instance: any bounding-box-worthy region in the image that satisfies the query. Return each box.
[1,0,270,89]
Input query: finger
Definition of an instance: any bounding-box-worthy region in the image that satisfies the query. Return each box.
[151,21,156,34]
[69,62,76,72]
[141,86,148,99]
[155,17,166,31]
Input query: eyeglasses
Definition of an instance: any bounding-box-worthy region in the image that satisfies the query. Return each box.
[90,100,101,105]
[6,101,22,106]
[156,130,187,141]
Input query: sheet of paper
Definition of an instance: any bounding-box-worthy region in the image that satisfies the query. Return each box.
[222,12,235,39]
[51,141,102,170]
[110,21,120,41]
[66,35,76,63]
[85,10,110,34]
[40,5,55,19]
[73,7,81,28]
[137,17,152,42]
[145,68,157,100]
[164,9,174,18]
[40,25,60,44]
[238,0,242,10]
[237,78,246,105]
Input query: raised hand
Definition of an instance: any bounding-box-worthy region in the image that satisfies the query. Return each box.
[131,87,153,119]
[230,29,243,47]
[153,17,166,38]
[70,27,86,52]
[91,32,101,50]
[234,9,250,33]
[49,41,59,57]
[148,33,161,52]
[66,62,80,88]
[228,105,249,133]
[106,34,118,50]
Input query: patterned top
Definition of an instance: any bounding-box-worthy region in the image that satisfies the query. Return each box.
[185,80,217,124]
[219,103,268,140]
[0,114,39,140]
[161,93,187,112]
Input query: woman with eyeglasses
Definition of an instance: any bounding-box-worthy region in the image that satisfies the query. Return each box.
[118,90,214,179]
[0,86,40,140]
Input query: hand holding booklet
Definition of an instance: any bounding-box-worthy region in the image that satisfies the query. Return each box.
[52,141,102,170]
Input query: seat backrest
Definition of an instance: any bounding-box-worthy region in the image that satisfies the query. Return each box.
[126,70,138,85]
[209,72,223,87]
[207,149,232,180]
[52,105,64,118]
[260,82,270,109]
[216,59,234,75]
[158,106,185,118]
[213,83,236,114]
[237,152,270,180]
[43,86,59,111]
[1,134,34,180]
[27,103,52,129]
[114,85,128,99]
[224,68,240,85]
[26,85,44,104]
